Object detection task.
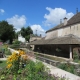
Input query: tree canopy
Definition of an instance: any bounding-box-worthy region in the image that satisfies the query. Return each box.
[0,21,15,43]
[20,26,33,42]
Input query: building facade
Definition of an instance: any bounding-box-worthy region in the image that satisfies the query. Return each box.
[30,12,80,60]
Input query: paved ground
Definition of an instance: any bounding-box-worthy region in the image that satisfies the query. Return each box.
[0,58,7,61]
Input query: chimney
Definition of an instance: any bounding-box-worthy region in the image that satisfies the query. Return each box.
[60,19,62,24]
[76,8,78,14]
[63,17,67,25]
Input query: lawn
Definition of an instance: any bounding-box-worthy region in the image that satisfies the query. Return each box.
[0,60,7,68]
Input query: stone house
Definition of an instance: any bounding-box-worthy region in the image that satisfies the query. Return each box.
[30,12,80,60]
[30,34,42,42]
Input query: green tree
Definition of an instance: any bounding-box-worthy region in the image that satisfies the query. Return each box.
[25,35,30,42]
[14,31,21,39]
[0,21,15,43]
[20,26,33,42]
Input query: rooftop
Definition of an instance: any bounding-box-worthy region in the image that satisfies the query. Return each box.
[46,12,80,33]
[30,34,80,45]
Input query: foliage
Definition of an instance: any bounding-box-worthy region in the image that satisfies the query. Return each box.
[4,49,11,55]
[4,44,11,55]
[20,26,33,42]
[9,44,20,48]
[0,60,66,80]
[0,44,11,55]
[14,32,20,39]
[25,35,30,42]
[0,60,7,68]
[0,49,66,80]
[73,51,80,63]
[58,62,75,74]
[6,50,28,74]
[13,40,21,44]
[0,21,15,43]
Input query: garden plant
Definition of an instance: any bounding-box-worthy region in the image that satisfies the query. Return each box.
[0,49,66,80]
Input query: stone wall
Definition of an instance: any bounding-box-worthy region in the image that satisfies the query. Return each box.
[45,23,80,39]
[45,30,58,39]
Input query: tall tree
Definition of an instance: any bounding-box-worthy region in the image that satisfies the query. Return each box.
[0,21,15,43]
[20,26,33,42]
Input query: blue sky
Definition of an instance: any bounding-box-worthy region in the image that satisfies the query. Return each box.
[0,0,80,36]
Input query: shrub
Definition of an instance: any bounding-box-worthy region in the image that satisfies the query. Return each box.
[0,59,66,80]
[0,50,67,80]
[4,49,11,55]
[13,40,21,44]
[58,62,75,74]
[10,44,20,48]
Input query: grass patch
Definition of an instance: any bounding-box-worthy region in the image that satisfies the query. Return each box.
[0,60,7,68]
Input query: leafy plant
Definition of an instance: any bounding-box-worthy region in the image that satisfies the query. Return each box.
[6,50,27,74]
[0,60,67,80]
[58,62,75,74]
[13,40,21,44]
[73,51,80,63]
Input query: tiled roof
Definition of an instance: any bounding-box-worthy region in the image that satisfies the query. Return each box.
[46,23,64,32]
[67,12,80,25]
[46,12,80,33]
[29,34,80,45]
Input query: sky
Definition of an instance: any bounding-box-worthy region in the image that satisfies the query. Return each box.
[0,0,80,37]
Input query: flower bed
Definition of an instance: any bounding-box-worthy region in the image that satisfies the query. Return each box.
[0,50,66,80]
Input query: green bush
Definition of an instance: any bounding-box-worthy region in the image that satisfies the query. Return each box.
[4,49,11,55]
[73,51,78,59]
[58,63,75,74]
[0,60,66,80]
[13,40,21,44]
[10,44,20,48]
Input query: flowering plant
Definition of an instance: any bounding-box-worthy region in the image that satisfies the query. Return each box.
[6,50,28,74]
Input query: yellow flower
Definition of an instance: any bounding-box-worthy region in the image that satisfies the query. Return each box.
[18,50,25,56]
[6,63,12,68]
[7,56,13,62]
[6,50,27,69]
[21,55,28,60]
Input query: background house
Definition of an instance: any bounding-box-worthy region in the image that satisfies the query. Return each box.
[18,34,26,43]
[30,11,80,60]
[45,12,80,39]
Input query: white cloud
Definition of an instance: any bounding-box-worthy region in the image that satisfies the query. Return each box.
[0,9,5,14]
[7,15,26,31]
[31,24,45,37]
[43,7,74,26]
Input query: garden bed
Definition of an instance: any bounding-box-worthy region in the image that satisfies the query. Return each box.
[0,60,66,80]
[34,52,80,76]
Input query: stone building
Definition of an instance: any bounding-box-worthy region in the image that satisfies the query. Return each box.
[30,12,80,60]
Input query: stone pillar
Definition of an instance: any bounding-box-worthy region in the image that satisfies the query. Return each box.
[69,45,73,60]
